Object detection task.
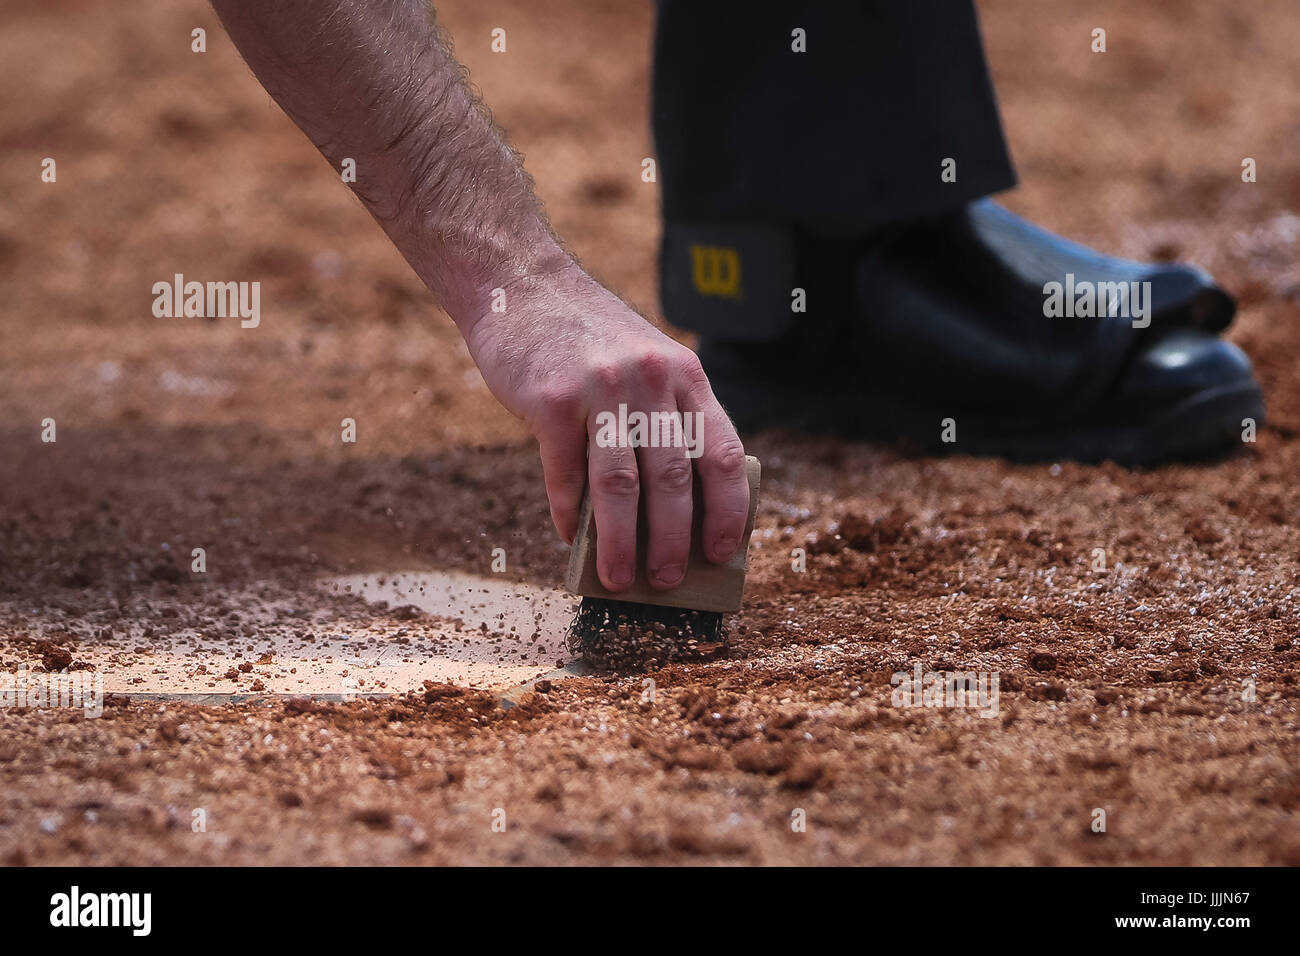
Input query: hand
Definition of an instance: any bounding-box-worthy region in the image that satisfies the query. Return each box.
[208,0,751,590]
[464,262,750,592]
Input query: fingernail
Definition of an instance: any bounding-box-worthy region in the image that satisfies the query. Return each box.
[610,566,634,587]
[653,564,683,586]
[714,535,738,560]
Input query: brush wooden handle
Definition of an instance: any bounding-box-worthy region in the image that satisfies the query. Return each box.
[564,455,761,613]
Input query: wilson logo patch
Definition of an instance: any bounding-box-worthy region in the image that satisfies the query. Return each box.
[689,244,741,299]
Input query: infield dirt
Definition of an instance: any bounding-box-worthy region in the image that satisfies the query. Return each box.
[1,0,1299,864]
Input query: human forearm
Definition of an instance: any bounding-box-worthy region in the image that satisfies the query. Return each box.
[209,0,568,331]
[210,0,753,589]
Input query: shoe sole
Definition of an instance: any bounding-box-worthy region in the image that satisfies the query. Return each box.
[720,380,1265,467]
[951,382,1265,466]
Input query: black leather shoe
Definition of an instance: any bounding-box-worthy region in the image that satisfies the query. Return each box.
[675,203,1263,465]
[894,199,1237,334]
[700,326,1262,465]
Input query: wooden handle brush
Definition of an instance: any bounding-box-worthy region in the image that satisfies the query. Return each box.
[564,455,762,668]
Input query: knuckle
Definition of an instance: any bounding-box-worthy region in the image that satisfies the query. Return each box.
[636,350,671,391]
[652,457,694,493]
[590,362,622,393]
[677,353,713,395]
[703,437,748,478]
[650,527,692,551]
[593,466,640,498]
[539,382,584,417]
[675,349,707,384]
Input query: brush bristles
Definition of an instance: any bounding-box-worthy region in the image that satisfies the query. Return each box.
[566,596,725,671]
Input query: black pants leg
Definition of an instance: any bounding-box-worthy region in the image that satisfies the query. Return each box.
[653,0,1016,228]
[654,2,1018,342]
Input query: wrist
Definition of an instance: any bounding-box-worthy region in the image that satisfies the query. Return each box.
[451,242,585,343]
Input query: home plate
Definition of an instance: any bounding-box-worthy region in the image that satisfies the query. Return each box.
[25,571,579,698]
[316,570,580,692]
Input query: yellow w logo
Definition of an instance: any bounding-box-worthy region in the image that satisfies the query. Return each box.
[689,244,741,299]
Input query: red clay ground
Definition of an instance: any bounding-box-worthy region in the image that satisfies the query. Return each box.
[2,0,1299,864]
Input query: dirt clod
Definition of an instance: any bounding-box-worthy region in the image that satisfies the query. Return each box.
[33,641,73,672]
